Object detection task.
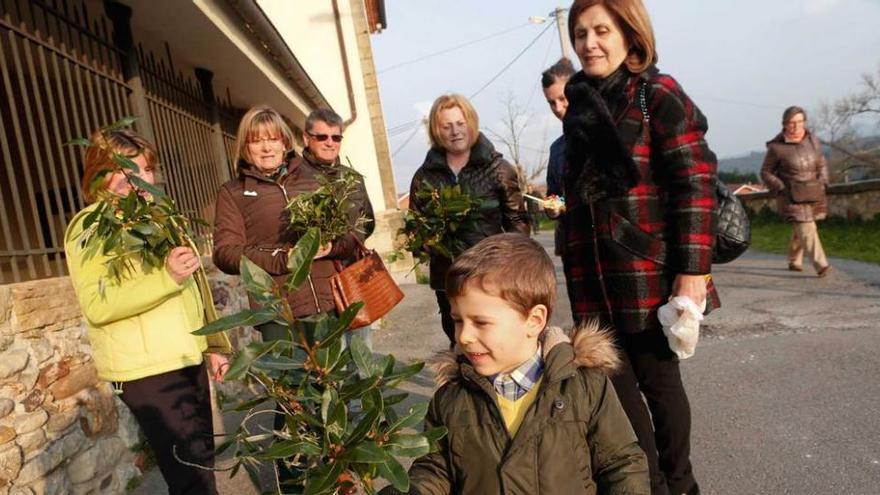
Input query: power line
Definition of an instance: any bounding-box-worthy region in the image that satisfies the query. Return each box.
[469,22,555,99]
[377,23,531,74]
[391,120,425,158]
[386,22,553,156]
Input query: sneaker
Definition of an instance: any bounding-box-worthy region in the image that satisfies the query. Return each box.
[817,265,833,278]
[788,263,803,272]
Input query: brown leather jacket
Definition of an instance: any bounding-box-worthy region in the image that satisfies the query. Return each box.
[760,131,828,223]
[212,151,374,317]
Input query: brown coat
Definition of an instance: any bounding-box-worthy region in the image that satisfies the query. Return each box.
[760,131,828,223]
[212,151,374,318]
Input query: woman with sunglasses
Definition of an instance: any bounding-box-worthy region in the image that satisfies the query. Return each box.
[214,106,374,337]
[212,106,373,486]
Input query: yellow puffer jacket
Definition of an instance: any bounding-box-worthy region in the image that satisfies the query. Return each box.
[65,203,208,382]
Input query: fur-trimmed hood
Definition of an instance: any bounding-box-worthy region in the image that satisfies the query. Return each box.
[430,319,620,388]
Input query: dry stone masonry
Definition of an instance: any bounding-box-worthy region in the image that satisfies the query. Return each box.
[0,260,251,494]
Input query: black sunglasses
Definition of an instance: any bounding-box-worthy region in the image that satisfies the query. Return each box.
[308,132,343,143]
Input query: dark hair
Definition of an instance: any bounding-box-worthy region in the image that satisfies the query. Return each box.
[782,106,807,124]
[446,233,557,321]
[305,108,344,132]
[541,57,576,88]
[568,0,658,74]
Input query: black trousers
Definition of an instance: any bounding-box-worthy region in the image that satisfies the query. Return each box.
[434,290,456,346]
[119,363,217,495]
[609,329,699,495]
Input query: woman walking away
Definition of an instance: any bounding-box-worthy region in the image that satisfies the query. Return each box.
[409,94,530,346]
[65,130,227,495]
[562,1,721,493]
[760,106,832,277]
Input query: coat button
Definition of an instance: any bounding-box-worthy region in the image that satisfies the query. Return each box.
[553,399,565,410]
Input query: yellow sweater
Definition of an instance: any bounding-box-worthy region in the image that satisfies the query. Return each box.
[495,377,544,437]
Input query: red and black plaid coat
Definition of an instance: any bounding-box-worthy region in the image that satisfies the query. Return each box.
[561,68,721,334]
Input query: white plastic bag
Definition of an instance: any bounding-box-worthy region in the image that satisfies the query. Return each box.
[657,296,706,360]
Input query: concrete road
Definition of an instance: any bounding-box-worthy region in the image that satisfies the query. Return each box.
[135,234,880,494]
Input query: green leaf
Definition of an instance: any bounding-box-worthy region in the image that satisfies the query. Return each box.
[334,301,364,334]
[343,440,386,463]
[65,137,93,147]
[127,174,165,199]
[344,407,380,447]
[285,228,319,292]
[385,402,429,434]
[320,388,333,425]
[349,336,374,378]
[240,256,277,303]
[225,340,280,381]
[381,362,425,387]
[376,455,409,492]
[255,352,306,371]
[101,116,137,131]
[315,338,343,372]
[113,154,140,172]
[422,426,448,452]
[255,440,322,460]
[384,433,430,458]
[304,461,345,495]
[191,308,276,336]
[338,376,380,403]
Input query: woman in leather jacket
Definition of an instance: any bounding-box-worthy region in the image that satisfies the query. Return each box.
[408,94,530,345]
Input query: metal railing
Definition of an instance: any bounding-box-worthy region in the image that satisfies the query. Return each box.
[0,0,240,283]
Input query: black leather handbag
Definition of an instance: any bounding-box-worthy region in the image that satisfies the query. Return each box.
[637,82,750,264]
[712,179,750,264]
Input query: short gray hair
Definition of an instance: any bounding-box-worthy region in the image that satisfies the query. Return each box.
[305,108,344,133]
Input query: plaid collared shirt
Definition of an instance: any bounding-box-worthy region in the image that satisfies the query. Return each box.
[492,347,544,401]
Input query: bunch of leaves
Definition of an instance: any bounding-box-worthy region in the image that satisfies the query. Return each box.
[397,183,496,264]
[194,229,445,494]
[286,171,366,245]
[67,118,204,288]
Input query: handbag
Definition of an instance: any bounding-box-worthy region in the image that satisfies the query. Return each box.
[331,239,404,329]
[789,180,824,203]
[637,83,750,264]
[193,259,233,354]
[712,179,751,264]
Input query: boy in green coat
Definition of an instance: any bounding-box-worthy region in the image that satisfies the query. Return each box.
[385,233,649,494]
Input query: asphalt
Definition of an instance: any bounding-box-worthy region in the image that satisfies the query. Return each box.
[134,233,880,494]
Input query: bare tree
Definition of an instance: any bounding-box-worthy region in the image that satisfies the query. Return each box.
[814,65,880,181]
[486,92,548,195]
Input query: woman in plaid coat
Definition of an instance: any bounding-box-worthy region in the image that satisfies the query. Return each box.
[561,1,720,494]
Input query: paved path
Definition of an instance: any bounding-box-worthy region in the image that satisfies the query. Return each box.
[135,234,880,494]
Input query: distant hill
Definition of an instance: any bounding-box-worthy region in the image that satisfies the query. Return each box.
[718,151,764,177]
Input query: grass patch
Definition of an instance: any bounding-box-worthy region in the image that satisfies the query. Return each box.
[749,209,880,265]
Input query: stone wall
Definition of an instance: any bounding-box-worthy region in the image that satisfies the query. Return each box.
[0,261,252,494]
[739,179,880,220]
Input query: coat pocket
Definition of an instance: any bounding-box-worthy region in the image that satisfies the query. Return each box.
[609,212,667,266]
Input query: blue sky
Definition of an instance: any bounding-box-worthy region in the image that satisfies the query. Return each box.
[371,0,880,192]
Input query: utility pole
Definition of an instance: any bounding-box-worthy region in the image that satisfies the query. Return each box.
[553,7,570,60]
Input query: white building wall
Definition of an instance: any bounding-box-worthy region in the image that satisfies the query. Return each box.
[258,0,390,214]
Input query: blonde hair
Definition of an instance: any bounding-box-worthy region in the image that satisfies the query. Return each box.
[568,0,658,74]
[81,129,158,204]
[427,94,480,150]
[233,106,295,165]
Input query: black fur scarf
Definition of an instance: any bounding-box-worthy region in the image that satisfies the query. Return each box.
[562,66,646,202]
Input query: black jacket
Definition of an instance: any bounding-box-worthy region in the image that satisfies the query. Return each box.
[409,133,530,289]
